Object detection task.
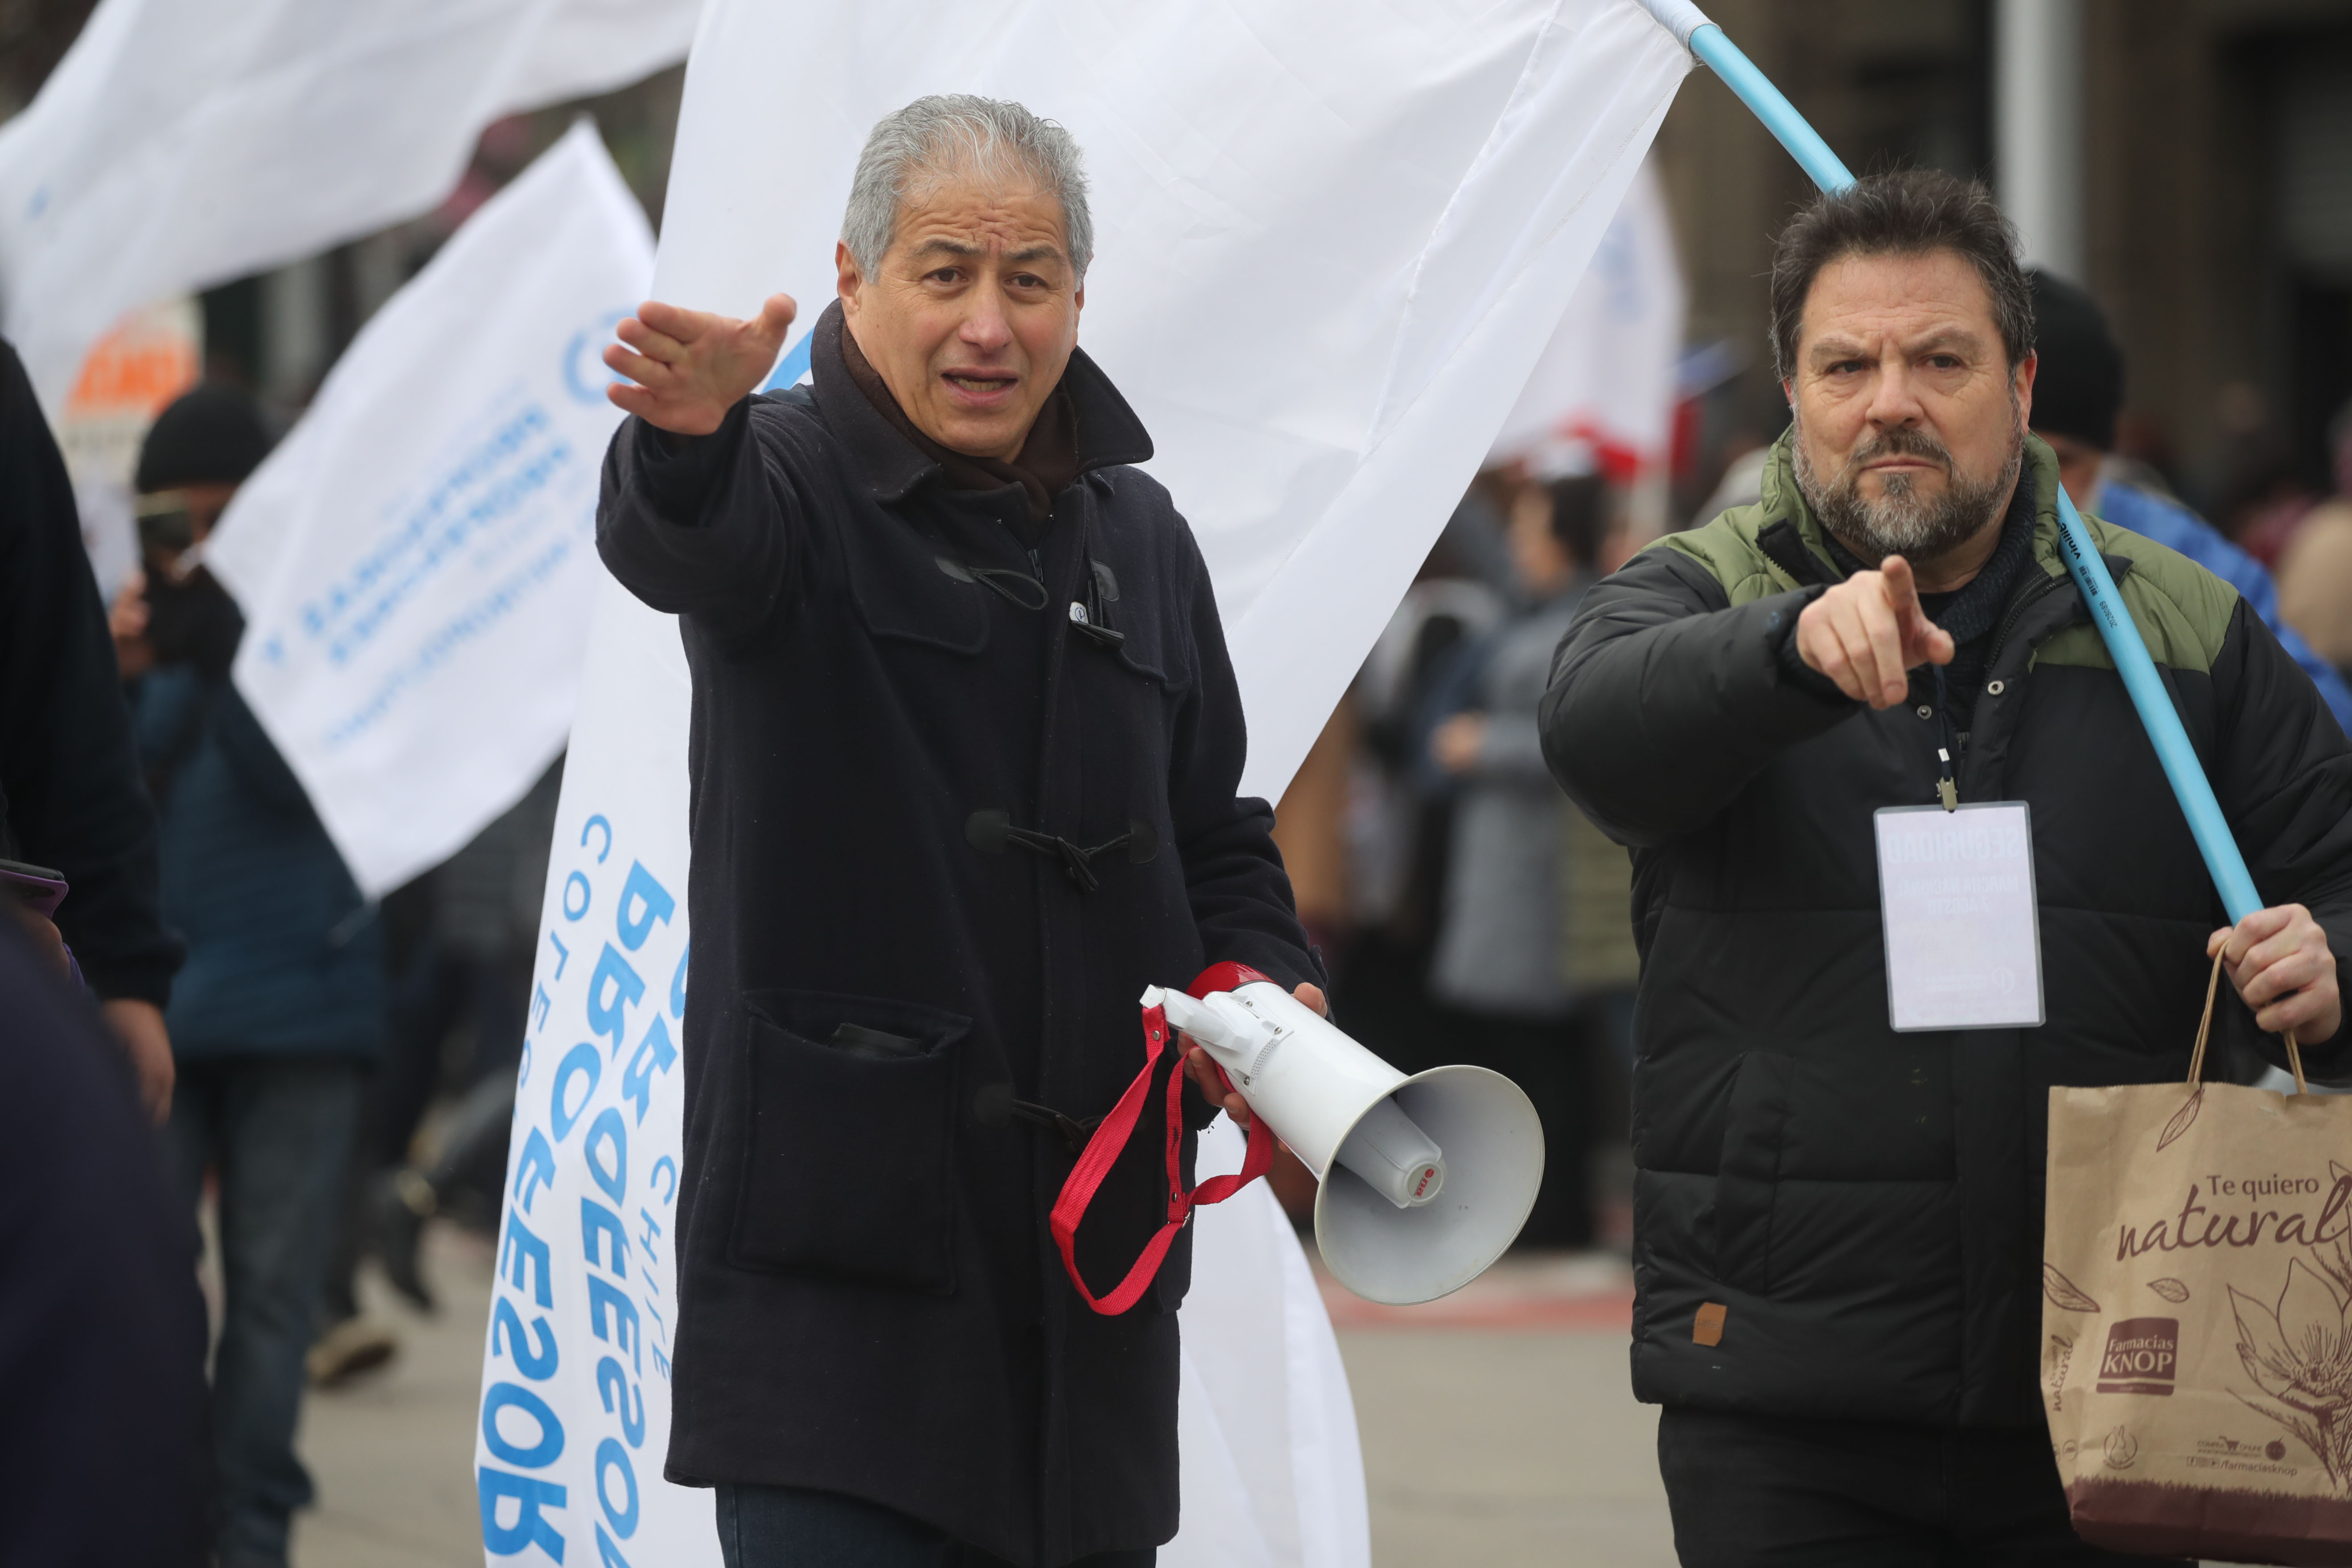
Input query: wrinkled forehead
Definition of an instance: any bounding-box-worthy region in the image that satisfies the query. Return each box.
[1799,247,2005,352]
[892,152,1069,255]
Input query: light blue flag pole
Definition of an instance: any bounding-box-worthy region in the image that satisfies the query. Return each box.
[758,330,814,393]
[1642,0,2265,922]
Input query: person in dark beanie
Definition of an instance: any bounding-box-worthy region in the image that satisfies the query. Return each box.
[1542,170,2352,1565]
[0,334,183,1116]
[114,384,384,1568]
[2027,268,2352,731]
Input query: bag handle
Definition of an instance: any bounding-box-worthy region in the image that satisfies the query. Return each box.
[2187,943,2306,1096]
[1048,1000,1273,1315]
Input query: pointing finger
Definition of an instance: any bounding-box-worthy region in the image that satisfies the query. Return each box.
[1880,556,1920,616]
[1857,584,1907,707]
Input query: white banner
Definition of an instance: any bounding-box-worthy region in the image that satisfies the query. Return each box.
[207,122,653,899]
[0,0,699,415]
[1486,158,1686,477]
[478,1,1690,1562]
[650,0,1692,799]
[473,577,708,1566]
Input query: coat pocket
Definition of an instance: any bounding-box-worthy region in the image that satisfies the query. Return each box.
[730,989,970,1293]
[1713,1050,1793,1295]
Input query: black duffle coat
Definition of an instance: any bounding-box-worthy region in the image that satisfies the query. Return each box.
[595,303,1321,1567]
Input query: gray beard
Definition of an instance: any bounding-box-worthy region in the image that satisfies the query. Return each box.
[1793,411,2024,565]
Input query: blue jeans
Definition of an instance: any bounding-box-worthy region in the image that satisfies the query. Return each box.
[716,1485,1158,1568]
[168,1056,366,1568]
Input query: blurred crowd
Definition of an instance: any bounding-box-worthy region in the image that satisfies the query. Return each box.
[10,226,2352,1568]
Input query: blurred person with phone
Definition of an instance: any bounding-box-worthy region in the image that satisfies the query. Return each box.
[115,384,386,1568]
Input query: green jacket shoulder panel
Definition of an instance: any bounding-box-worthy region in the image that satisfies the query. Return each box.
[1654,432,2241,672]
[1646,502,1808,608]
[2027,510,2241,676]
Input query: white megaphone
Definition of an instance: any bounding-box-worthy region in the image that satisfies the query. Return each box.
[1144,964,1544,1305]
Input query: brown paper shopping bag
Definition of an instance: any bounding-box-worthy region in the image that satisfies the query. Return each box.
[2044,959,2352,1566]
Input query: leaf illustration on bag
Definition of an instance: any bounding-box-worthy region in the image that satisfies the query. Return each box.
[2316,1162,2352,1303]
[2155,1084,2204,1152]
[2148,1278,2191,1304]
[2228,1259,2352,1489]
[2045,1262,2102,1314]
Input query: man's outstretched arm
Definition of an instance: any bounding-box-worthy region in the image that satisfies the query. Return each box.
[1540,546,1863,847]
[595,294,808,644]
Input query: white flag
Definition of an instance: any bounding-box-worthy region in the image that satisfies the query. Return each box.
[1486,159,1687,477]
[0,0,700,415]
[652,0,1691,799]
[478,2,1690,1563]
[473,578,710,1567]
[206,121,653,899]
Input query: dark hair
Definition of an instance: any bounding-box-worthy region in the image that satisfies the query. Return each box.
[1768,169,2034,383]
[1546,474,1608,569]
[136,384,275,493]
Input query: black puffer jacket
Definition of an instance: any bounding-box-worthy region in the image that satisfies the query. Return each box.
[1540,433,2352,1428]
[597,304,1320,1565]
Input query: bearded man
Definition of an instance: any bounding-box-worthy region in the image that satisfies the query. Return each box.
[595,96,1322,1568]
[1540,170,2352,1565]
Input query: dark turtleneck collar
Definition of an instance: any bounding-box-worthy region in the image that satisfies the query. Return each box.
[806,300,1152,544]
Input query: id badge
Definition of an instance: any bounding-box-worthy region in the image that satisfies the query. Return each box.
[1873,801,2045,1032]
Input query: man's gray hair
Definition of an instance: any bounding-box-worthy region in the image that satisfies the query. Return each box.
[841,95,1093,281]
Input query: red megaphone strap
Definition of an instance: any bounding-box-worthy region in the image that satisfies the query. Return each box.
[1049,998,1273,1316]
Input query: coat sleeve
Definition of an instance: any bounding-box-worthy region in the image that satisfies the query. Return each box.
[1164,522,1324,998]
[1538,546,1857,848]
[0,339,182,1006]
[595,396,806,646]
[2209,597,2352,1080]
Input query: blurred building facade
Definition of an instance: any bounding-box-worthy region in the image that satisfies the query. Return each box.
[1653,0,2352,525]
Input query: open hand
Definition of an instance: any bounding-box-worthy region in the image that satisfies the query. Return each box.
[1183,981,1328,1133]
[2209,906,2340,1045]
[1795,555,1955,708]
[604,293,798,436]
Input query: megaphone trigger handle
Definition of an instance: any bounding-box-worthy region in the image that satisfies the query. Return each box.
[1048,1002,1274,1317]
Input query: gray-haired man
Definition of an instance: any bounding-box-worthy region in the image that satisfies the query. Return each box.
[596,96,1326,1568]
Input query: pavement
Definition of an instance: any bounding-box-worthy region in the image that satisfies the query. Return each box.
[288,1230,1672,1567]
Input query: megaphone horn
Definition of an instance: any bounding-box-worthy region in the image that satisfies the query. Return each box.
[1049,963,1545,1311]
